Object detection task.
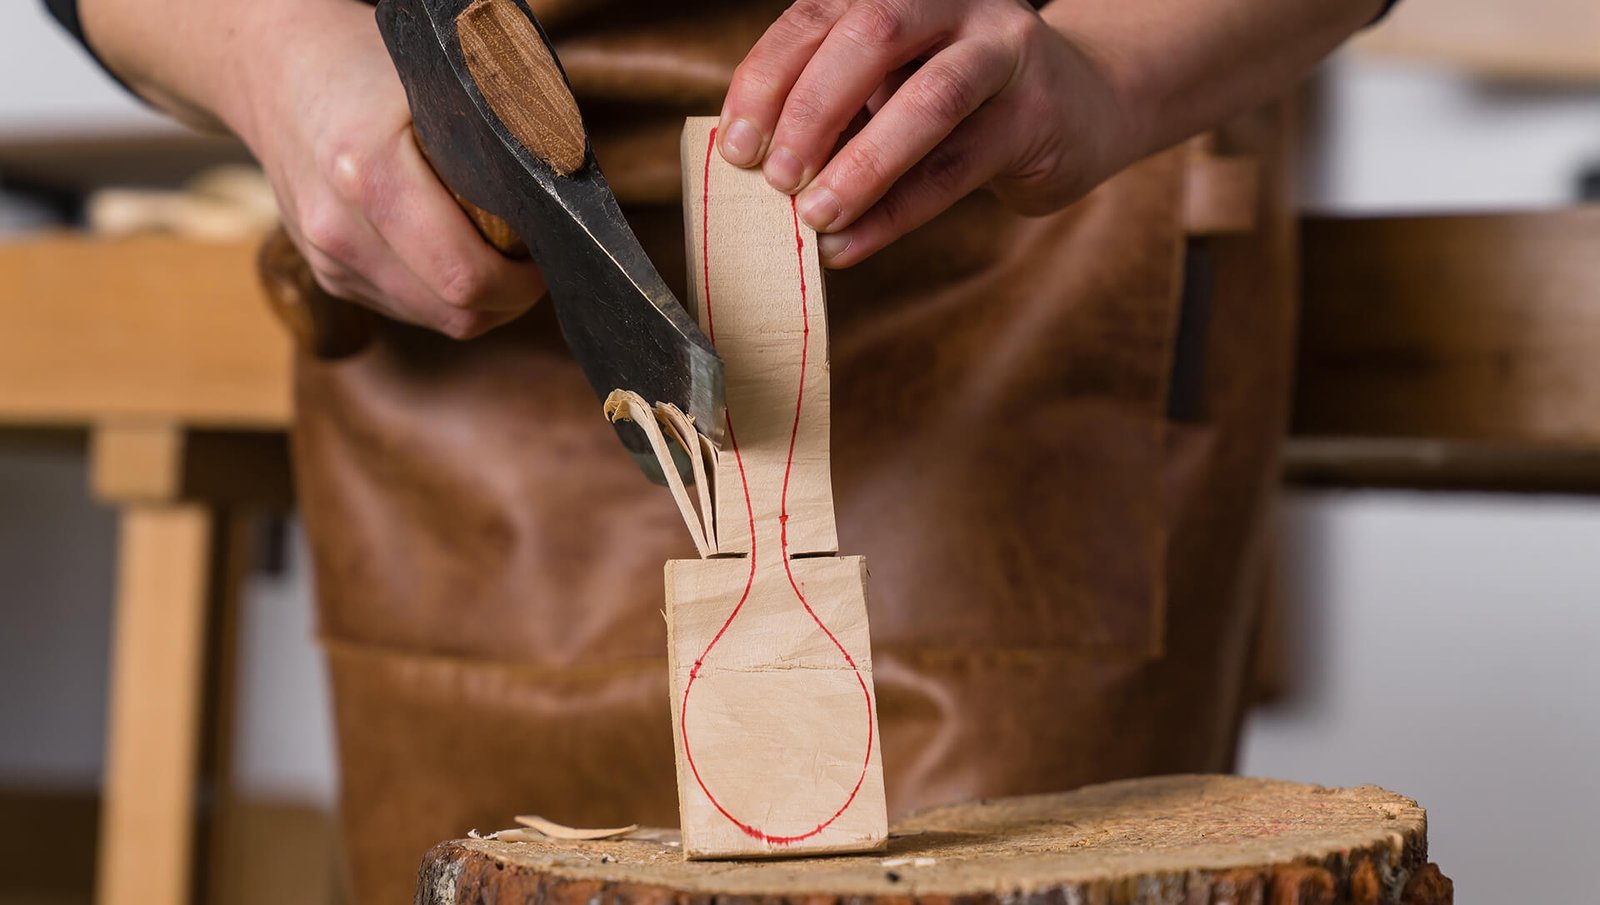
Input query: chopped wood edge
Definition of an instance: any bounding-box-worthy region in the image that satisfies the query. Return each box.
[414,776,1453,905]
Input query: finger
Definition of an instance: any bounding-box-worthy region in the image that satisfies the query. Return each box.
[795,39,1012,233]
[816,113,1007,269]
[865,63,916,116]
[294,199,492,335]
[292,199,413,314]
[762,0,951,194]
[362,126,548,315]
[717,0,849,168]
[299,234,451,331]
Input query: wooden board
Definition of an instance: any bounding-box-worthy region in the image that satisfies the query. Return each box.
[95,505,216,905]
[1295,207,1600,447]
[663,117,884,860]
[681,116,835,557]
[415,776,1453,904]
[0,234,291,428]
[1356,0,1600,82]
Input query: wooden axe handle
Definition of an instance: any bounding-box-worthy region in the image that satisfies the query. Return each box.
[257,0,585,358]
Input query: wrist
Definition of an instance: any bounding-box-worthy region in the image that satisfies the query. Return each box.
[1038,0,1381,164]
[1036,2,1159,166]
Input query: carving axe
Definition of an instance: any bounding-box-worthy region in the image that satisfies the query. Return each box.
[259,0,725,479]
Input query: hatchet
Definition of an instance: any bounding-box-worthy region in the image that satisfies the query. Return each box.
[259,0,725,478]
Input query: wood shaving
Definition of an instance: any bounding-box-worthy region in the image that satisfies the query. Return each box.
[881,856,936,868]
[514,815,639,840]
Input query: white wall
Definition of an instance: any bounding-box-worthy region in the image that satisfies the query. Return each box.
[1244,492,1600,904]
[1300,55,1600,211]
[1239,54,1600,903]
[0,2,173,139]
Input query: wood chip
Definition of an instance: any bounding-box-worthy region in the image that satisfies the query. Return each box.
[513,815,638,840]
[881,856,936,868]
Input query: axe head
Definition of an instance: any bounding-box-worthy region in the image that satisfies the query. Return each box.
[376,0,725,479]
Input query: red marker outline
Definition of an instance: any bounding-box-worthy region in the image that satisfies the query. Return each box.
[679,127,873,845]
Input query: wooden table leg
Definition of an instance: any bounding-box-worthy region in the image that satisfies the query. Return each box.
[94,502,215,905]
[88,423,294,905]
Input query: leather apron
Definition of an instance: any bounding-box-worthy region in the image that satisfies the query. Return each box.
[289,1,1296,899]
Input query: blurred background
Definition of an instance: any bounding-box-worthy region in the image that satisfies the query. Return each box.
[1,1,1597,903]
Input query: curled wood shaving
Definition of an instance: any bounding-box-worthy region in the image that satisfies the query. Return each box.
[513,815,639,840]
[605,390,712,557]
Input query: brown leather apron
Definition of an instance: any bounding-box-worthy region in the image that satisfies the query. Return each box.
[289,2,1296,900]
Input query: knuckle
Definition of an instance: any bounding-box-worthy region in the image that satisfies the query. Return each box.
[780,0,842,34]
[827,140,889,195]
[436,308,490,341]
[781,88,829,133]
[298,205,358,264]
[905,62,980,125]
[436,259,493,310]
[839,0,910,48]
[322,142,380,205]
[309,267,356,302]
[729,57,784,103]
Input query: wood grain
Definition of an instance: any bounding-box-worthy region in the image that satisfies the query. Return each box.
[416,776,1452,905]
[457,0,586,176]
[1296,207,1600,446]
[0,235,291,428]
[680,116,836,557]
[95,506,216,905]
[664,117,884,860]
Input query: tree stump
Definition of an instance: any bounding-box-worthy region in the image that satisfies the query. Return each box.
[414,775,1452,905]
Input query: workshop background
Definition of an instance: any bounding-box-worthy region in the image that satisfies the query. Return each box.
[2,1,1598,903]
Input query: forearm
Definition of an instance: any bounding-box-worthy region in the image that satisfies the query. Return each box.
[1043,0,1383,161]
[77,0,374,146]
[75,0,257,132]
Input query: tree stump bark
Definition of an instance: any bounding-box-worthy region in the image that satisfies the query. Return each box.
[414,775,1452,905]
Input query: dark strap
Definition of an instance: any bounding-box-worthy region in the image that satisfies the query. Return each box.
[40,0,135,94]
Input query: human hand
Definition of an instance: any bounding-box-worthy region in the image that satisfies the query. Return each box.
[717,0,1132,269]
[232,0,545,338]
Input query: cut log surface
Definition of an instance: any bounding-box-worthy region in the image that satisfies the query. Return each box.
[415,775,1452,904]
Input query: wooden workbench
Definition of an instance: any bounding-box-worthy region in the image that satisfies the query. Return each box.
[0,232,292,905]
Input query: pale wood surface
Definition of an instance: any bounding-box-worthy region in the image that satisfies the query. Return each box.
[1357,0,1600,82]
[416,776,1451,904]
[665,117,884,860]
[95,506,215,905]
[0,235,291,428]
[680,116,836,557]
[665,556,885,859]
[91,423,187,504]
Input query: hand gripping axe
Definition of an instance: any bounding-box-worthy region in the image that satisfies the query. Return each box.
[258,0,725,480]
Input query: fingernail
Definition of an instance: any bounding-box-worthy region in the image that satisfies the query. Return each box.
[797,186,842,232]
[818,231,853,264]
[720,118,762,168]
[765,147,805,194]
